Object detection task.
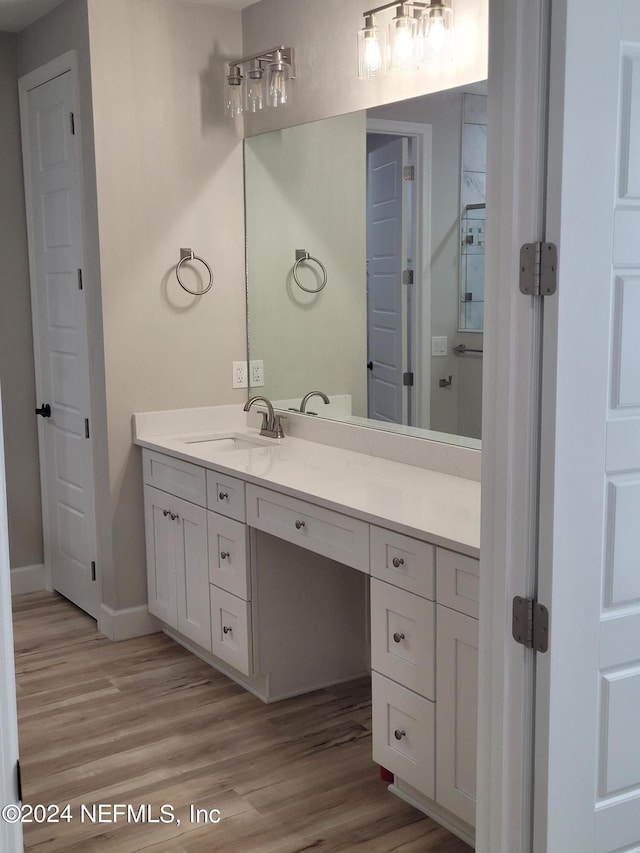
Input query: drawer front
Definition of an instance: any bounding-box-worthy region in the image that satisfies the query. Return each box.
[370,526,435,599]
[371,579,435,700]
[206,470,246,522]
[210,586,252,676]
[436,548,480,618]
[372,671,435,799]
[246,485,369,573]
[143,449,206,507]
[208,513,250,600]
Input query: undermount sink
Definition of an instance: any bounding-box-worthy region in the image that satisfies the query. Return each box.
[180,433,274,451]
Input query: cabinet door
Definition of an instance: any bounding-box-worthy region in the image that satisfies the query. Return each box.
[208,512,250,599]
[144,485,178,627]
[173,494,211,652]
[436,604,478,828]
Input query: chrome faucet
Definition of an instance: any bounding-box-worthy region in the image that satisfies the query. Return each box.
[243,395,285,439]
[299,391,330,415]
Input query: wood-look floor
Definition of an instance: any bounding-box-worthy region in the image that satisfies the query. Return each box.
[12,591,472,853]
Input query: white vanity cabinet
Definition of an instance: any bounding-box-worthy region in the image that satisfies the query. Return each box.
[435,548,479,830]
[370,527,480,838]
[143,470,211,652]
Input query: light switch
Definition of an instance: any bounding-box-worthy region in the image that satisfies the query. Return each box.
[431,336,447,356]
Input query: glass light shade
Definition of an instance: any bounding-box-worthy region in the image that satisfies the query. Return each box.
[389,5,416,70]
[357,15,388,79]
[268,58,289,107]
[245,63,266,112]
[225,66,244,118]
[425,2,453,59]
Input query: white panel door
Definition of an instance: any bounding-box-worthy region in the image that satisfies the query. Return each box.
[535,2,640,850]
[367,137,408,423]
[22,69,98,618]
[0,390,23,853]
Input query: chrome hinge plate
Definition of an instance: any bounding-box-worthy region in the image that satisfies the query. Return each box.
[403,165,415,181]
[512,596,549,652]
[519,242,558,296]
[402,269,414,285]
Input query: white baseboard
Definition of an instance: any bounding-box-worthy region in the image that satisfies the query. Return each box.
[98,603,161,641]
[10,564,46,596]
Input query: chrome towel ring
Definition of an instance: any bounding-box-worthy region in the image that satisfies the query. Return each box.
[293,249,327,294]
[176,248,213,296]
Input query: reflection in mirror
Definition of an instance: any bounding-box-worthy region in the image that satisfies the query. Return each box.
[245,81,486,447]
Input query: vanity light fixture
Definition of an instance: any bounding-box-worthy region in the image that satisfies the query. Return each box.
[357,0,453,79]
[225,46,294,118]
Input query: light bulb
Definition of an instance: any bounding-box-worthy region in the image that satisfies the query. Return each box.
[389,4,416,70]
[428,17,447,50]
[268,50,289,107]
[425,2,453,59]
[245,61,265,112]
[357,14,388,78]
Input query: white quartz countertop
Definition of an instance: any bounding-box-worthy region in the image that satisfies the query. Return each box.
[134,424,480,557]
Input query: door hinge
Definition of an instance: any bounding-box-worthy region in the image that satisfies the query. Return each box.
[403,165,415,181]
[16,759,22,803]
[519,242,558,296]
[84,418,90,439]
[512,596,549,652]
[70,111,75,135]
[402,269,414,285]
[77,268,83,290]
[91,561,96,582]
[403,371,414,387]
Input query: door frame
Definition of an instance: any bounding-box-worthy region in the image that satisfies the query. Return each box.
[366,119,432,429]
[0,388,23,853]
[18,50,103,615]
[477,0,551,850]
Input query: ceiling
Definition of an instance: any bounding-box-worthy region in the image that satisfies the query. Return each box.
[0,0,260,33]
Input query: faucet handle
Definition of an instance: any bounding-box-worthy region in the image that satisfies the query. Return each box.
[272,414,285,439]
[259,411,270,433]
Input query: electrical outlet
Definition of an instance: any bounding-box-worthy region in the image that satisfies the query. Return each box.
[232,361,248,389]
[250,360,264,387]
[431,336,447,356]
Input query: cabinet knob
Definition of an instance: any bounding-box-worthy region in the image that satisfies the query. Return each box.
[295,520,306,530]
[392,556,405,568]
[170,512,179,521]
[220,551,230,561]
[394,729,406,741]
[393,632,405,644]
[219,491,229,501]
[223,625,232,634]
[162,509,170,517]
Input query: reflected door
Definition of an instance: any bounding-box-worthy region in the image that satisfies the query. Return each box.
[22,68,99,618]
[366,137,408,423]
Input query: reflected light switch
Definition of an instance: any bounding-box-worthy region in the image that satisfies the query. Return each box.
[431,336,447,356]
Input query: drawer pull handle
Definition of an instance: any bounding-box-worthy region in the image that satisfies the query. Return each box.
[219,491,229,501]
[393,632,405,643]
[394,729,406,741]
[223,625,232,634]
[162,509,170,517]
[220,551,230,560]
[170,512,179,521]
[295,520,306,530]
[392,556,405,568]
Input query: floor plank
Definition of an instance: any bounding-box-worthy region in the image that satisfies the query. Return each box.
[12,592,473,852]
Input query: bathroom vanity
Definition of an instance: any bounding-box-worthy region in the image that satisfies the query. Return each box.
[134,404,481,845]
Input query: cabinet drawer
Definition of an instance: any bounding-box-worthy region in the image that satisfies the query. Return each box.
[207,469,246,522]
[372,672,435,799]
[143,449,206,507]
[208,513,250,600]
[210,586,252,676]
[370,526,434,599]
[371,579,435,700]
[436,548,480,618]
[246,484,369,573]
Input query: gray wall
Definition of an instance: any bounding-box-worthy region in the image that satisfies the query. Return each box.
[0,32,42,570]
